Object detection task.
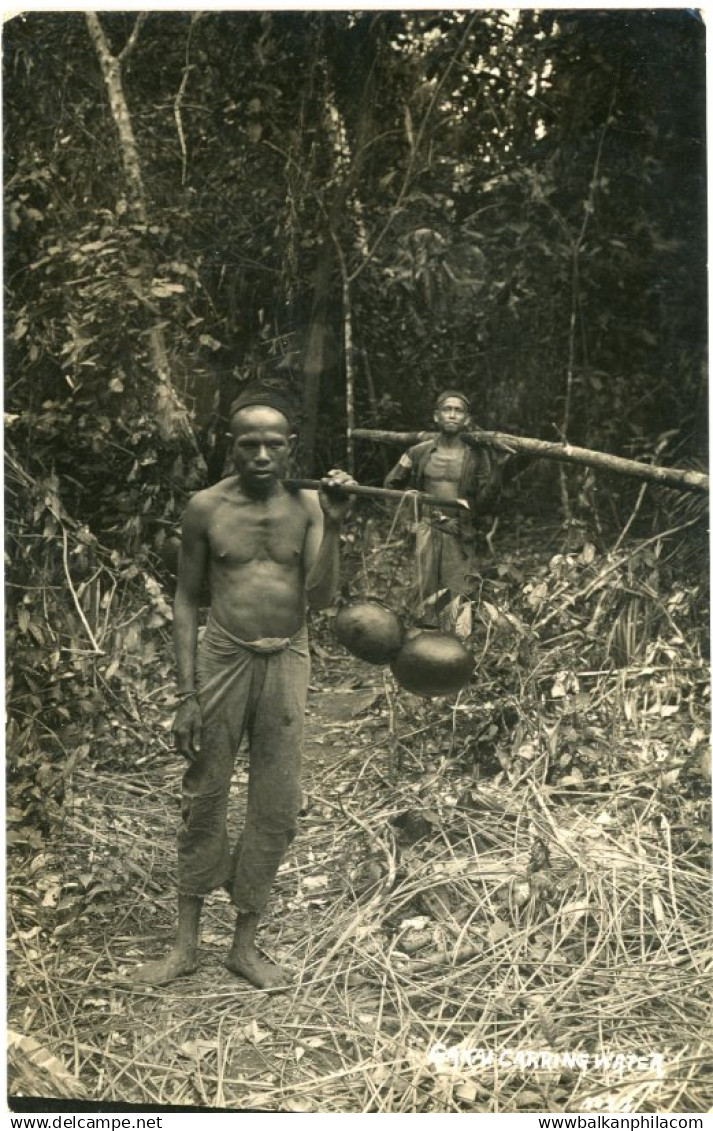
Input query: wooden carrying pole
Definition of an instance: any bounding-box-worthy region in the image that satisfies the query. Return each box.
[351,429,709,495]
[284,478,469,512]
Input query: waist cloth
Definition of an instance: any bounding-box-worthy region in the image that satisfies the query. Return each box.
[178,615,310,911]
[414,518,476,596]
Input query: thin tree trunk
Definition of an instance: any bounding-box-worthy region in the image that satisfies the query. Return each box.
[342,270,355,475]
[351,428,709,495]
[558,89,616,521]
[331,218,356,475]
[85,14,147,216]
[85,11,188,442]
[304,20,475,475]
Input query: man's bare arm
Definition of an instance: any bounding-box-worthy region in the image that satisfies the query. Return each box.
[174,496,210,693]
[384,451,413,490]
[303,472,354,610]
[303,496,341,611]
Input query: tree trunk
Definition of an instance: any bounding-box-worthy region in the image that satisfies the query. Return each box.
[299,32,376,474]
[85,11,189,443]
[300,246,334,475]
[342,270,355,474]
[351,428,709,495]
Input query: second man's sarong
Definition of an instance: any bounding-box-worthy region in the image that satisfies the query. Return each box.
[412,516,478,636]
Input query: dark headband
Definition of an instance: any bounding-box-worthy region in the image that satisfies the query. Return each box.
[229,386,294,427]
[436,389,470,410]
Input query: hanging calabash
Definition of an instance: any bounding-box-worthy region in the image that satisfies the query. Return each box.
[390,629,474,696]
[335,599,405,664]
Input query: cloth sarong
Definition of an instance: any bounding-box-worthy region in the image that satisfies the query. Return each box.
[177,616,310,912]
[412,518,479,637]
[414,517,476,594]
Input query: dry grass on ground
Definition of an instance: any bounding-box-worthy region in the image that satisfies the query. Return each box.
[8,519,712,1112]
[8,653,711,1113]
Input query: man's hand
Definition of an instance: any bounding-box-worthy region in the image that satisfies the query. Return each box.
[173,695,202,761]
[319,468,357,524]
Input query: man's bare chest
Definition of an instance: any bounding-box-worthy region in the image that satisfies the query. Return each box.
[208,497,306,568]
[423,448,465,487]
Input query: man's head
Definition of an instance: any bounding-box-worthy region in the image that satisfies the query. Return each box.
[434,389,470,435]
[229,393,293,494]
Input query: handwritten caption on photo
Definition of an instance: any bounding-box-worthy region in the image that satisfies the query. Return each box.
[428,1044,664,1078]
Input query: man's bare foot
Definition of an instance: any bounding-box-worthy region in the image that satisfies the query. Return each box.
[131,947,198,987]
[225,947,290,990]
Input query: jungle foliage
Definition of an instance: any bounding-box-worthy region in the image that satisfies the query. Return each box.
[4,10,707,846]
[5,14,710,1111]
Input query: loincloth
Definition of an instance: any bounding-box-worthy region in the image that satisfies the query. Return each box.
[177,617,310,909]
[414,519,477,595]
[196,616,309,725]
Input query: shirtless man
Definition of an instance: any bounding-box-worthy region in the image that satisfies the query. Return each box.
[133,387,354,989]
[385,390,499,630]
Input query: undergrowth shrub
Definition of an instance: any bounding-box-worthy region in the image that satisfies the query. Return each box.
[5,421,195,848]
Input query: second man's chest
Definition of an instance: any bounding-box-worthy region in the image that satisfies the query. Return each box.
[423,449,465,486]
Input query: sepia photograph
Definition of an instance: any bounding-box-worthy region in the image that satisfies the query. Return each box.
[5,5,710,1116]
